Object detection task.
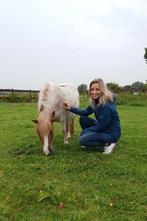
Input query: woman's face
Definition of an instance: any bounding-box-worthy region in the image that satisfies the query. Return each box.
[90,83,101,99]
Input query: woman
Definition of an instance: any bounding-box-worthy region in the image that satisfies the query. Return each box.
[63,78,121,154]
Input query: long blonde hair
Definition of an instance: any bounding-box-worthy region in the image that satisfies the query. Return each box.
[89,78,113,105]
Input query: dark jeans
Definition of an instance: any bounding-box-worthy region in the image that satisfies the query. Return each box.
[79,116,116,147]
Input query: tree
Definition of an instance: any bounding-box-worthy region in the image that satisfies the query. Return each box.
[78,84,88,94]
[123,85,132,93]
[131,81,144,92]
[107,83,122,93]
[143,83,147,93]
[144,48,147,63]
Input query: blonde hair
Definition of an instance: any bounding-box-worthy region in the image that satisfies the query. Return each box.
[89,78,113,105]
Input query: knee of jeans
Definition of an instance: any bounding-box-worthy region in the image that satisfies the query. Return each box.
[79,136,86,146]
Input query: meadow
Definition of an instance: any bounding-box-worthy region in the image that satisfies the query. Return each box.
[0,95,147,221]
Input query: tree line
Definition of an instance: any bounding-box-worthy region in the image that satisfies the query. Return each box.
[78,81,147,94]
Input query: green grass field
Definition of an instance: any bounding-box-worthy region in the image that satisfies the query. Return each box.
[0,100,147,221]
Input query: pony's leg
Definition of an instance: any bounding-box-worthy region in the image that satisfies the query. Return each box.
[65,117,75,142]
[62,121,69,144]
[70,118,74,136]
[66,118,74,139]
[66,121,71,139]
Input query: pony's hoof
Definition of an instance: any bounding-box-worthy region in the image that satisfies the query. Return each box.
[43,149,49,156]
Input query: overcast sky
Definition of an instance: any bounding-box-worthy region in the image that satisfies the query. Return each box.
[0,0,147,90]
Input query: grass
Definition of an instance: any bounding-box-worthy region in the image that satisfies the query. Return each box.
[116,93,147,106]
[0,101,147,221]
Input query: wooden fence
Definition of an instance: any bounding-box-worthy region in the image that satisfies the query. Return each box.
[0,89,39,102]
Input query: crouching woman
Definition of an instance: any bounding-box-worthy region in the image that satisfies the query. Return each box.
[63,78,121,154]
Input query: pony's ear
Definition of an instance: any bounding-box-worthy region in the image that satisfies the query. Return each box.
[32,119,38,124]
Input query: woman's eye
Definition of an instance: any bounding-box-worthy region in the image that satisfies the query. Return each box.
[91,89,99,92]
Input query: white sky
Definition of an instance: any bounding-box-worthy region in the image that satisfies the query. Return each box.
[0,0,147,90]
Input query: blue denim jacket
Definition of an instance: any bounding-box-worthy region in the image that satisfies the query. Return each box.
[70,101,121,140]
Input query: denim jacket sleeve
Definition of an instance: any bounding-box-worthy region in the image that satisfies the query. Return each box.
[69,105,94,116]
[86,104,111,132]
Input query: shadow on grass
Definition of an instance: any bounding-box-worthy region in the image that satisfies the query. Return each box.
[80,146,104,153]
[8,144,41,156]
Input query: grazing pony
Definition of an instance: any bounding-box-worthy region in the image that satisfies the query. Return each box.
[33,83,79,155]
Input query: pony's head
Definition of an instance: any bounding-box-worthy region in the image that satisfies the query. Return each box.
[33,109,55,155]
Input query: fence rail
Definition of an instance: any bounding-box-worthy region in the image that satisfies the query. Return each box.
[0,89,40,102]
[0,89,39,93]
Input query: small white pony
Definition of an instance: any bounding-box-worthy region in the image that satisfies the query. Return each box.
[33,83,79,155]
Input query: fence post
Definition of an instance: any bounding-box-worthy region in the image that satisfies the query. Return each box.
[11,88,14,96]
[11,88,14,103]
[29,89,32,102]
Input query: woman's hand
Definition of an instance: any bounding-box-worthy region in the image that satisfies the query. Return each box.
[63,102,71,110]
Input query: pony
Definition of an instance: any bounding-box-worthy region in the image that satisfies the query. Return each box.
[33,83,79,155]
